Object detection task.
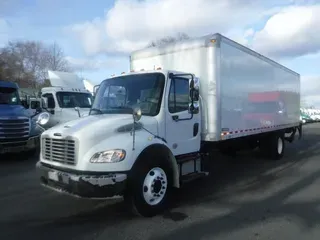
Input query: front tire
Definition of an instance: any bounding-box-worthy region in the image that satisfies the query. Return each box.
[125,158,173,217]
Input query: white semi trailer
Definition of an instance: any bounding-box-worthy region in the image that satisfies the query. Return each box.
[36,33,301,217]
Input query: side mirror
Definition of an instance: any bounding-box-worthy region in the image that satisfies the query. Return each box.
[74,107,81,117]
[188,76,200,114]
[41,97,48,109]
[26,96,31,106]
[21,100,28,108]
[36,107,42,113]
[93,85,100,96]
[189,79,195,89]
[132,106,142,122]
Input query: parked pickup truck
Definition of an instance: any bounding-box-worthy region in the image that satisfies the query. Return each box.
[36,33,302,217]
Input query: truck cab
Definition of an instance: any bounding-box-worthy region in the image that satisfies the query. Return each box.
[27,97,41,115]
[36,69,200,216]
[0,80,44,155]
[37,71,94,130]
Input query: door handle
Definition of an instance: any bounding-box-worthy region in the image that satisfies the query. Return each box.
[172,115,179,121]
[193,123,199,136]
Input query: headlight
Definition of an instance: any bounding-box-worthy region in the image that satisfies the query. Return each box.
[90,149,126,163]
[37,112,50,125]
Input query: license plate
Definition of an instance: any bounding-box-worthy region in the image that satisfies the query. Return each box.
[61,174,69,184]
[48,171,59,182]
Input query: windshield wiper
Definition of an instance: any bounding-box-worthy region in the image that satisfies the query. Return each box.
[109,106,132,109]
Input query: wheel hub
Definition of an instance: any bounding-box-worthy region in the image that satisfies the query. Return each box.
[153,180,162,193]
[277,137,283,154]
[142,167,168,206]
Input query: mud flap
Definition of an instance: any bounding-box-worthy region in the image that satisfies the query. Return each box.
[297,123,302,140]
[284,124,302,143]
[285,128,296,143]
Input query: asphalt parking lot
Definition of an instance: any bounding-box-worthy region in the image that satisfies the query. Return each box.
[1,123,320,240]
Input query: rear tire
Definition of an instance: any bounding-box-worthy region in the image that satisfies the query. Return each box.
[260,133,285,160]
[124,157,173,217]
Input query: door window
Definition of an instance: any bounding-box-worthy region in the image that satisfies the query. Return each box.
[168,78,189,113]
[42,93,55,108]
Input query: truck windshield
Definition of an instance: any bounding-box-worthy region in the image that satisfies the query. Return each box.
[56,92,93,108]
[91,73,165,116]
[0,87,21,105]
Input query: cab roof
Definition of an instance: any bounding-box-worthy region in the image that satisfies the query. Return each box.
[0,80,19,89]
[41,86,91,93]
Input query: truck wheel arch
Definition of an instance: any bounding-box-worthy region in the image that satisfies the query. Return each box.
[130,144,180,188]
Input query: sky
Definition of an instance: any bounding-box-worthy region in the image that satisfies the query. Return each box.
[1,0,320,107]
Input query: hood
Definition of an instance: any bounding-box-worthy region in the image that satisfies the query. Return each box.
[58,108,91,122]
[0,104,32,118]
[44,114,159,142]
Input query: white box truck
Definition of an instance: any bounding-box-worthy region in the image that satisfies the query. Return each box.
[36,33,301,217]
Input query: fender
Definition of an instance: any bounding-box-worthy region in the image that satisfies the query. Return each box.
[130,143,180,188]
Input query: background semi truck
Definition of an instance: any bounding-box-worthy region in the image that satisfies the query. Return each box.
[36,71,94,130]
[36,33,301,217]
[0,80,44,155]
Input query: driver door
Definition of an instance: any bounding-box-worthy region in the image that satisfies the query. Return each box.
[165,75,201,156]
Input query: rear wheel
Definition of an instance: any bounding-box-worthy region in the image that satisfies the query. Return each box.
[124,158,173,217]
[260,132,285,160]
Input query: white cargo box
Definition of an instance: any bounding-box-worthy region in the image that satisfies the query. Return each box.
[130,33,300,142]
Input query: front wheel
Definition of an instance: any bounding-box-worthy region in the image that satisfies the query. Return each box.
[124,159,172,217]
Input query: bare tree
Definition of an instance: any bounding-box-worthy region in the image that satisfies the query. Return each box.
[0,44,36,87]
[0,40,71,89]
[44,42,72,72]
[147,32,190,48]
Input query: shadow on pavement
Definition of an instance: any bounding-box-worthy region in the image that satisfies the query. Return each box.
[0,152,38,178]
[152,169,320,240]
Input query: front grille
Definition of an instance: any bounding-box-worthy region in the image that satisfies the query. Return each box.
[43,137,76,165]
[0,118,30,144]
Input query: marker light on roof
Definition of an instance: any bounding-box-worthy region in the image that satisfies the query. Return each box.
[156,67,162,70]
[121,72,125,74]
[111,74,115,77]
[140,69,145,71]
[130,70,135,72]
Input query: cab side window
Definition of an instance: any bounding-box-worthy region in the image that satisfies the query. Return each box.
[168,77,189,113]
[43,93,55,108]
